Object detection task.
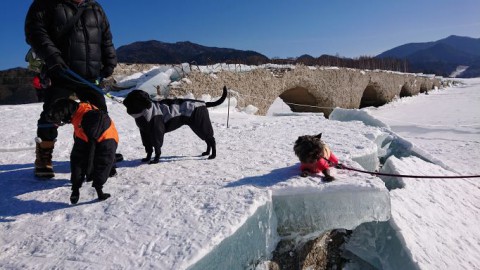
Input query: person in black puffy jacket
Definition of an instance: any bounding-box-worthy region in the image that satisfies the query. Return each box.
[25,0,117,178]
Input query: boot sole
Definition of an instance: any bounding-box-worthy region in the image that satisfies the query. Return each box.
[35,168,55,179]
[34,173,55,179]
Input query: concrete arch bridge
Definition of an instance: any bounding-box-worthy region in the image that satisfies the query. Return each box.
[173,66,442,117]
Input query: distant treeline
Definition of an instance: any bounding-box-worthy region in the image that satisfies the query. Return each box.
[213,55,408,73]
[272,55,408,72]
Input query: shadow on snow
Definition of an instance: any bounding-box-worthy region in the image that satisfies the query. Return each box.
[225,164,299,188]
[116,155,208,168]
[0,161,71,222]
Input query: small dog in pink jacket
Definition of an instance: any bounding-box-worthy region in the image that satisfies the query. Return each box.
[294,133,338,181]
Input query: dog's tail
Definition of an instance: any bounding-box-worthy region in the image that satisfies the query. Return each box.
[206,86,228,108]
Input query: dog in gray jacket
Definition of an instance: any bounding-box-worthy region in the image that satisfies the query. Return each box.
[123,86,228,163]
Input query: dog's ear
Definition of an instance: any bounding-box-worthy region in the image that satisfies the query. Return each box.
[46,98,79,124]
[137,90,151,100]
[123,90,135,108]
[315,133,322,139]
[293,135,308,156]
[139,93,152,108]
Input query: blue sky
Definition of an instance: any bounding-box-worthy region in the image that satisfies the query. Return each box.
[1,0,479,70]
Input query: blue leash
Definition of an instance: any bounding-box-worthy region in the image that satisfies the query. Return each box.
[64,69,123,104]
[38,69,124,129]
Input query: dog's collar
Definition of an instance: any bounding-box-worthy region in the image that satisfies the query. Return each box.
[129,106,154,121]
[129,111,144,119]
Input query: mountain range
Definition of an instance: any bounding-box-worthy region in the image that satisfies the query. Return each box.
[116,36,480,78]
[116,40,269,65]
[376,35,480,77]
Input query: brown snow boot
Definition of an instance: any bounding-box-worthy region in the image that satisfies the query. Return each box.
[34,138,55,178]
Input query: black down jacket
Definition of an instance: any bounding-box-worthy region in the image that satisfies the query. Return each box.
[25,0,117,80]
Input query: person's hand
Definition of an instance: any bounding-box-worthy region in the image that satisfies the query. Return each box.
[47,63,67,79]
[95,77,106,88]
[100,66,114,78]
[45,54,68,79]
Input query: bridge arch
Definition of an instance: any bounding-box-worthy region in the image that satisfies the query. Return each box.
[279,86,322,113]
[360,82,388,108]
[400,83,413,97]
[420,83,429,93]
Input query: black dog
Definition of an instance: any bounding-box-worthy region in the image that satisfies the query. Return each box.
[46,98,118,204]
[123,86,228,163]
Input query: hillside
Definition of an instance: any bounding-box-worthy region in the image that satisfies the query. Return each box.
[377,35,480,77]
[116,40,269,65]
[0,68,38,105]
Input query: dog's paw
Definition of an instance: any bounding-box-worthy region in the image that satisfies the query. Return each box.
[300,171,309,177]
[98,193,111,201]
[149,154,160,164]
[95,188,111,201]
[201,151,210,156]
[109,167,117,177]
[115,153,124,163]
[141,153,153,162]
[70,189,80,204]
[323,175,335,182]
[149,159,159,164]
[207,154,216,159]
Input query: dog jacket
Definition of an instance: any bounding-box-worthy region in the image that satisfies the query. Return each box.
[71,103,119,144]
[300,145,339,173]
[131,99,213,155]
[70,102,118,190]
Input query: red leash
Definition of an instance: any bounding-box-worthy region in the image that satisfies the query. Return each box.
[337,164,480,179]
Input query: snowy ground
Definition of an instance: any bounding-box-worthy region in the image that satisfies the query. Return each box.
[0,74,479,269]
[364,78,480,269]
[367,79,480,175]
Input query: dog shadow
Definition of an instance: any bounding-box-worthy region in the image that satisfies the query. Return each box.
[160,155,206,163]
[0,161,72,222]
[116,155,206,168]
[225,164,299,188]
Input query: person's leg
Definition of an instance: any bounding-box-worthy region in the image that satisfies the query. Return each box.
[37,85,73,140]
[34,85,74,178]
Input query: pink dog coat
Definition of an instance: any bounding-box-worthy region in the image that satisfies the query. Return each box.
[300,145,338,173]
